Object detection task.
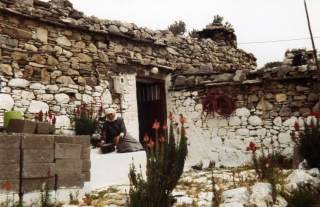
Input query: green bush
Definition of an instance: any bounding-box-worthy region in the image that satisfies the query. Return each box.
[168,20,186,36]
[188,29,199,38]
[127,114,188,207]
[293,117,320,169]
[74,104,99,135]
[285,184,320,207]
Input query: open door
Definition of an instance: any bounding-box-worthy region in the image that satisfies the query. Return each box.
[136,79,166,143]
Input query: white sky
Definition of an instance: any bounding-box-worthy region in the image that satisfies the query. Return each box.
[63,0,320,68]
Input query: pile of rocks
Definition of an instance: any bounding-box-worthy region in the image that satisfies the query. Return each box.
[85,167,320,207]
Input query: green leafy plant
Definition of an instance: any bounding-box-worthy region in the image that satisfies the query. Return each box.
[69,191,79,205]
[212,15,224,24]
[188,29,199,38]
[74,103,103,135]
[246,139,283,202]
[127,113,188,207]
[284,184,320,207]
[291,114,320,169]
[168,20,186,35]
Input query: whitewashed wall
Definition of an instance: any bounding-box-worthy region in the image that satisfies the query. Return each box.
[167,90,304,167]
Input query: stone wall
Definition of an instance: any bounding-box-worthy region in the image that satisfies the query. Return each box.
[0,0,256,137]
[0,134,90,193]
[169,78,320,166]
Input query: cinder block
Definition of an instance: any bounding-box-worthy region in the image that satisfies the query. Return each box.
[22,177,55,193]
[82,159,91,172]
[0,135,21,149]
[81,147,90,159]
[0,149,20,164]
[55,143,81,159]
[22,135,54,149]
[23,163,55,178]
[72,135,90,147]
[0,164,20,180]
[57,173,83,188]
[55,159,82,176]
[54,136,73,144]
[0,180,19,192]
[23,149,54,163]
[82,172,91,182]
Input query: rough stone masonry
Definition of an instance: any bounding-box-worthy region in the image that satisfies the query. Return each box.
[0,0,319,167]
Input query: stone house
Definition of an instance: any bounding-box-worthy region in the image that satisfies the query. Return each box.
[0,0,318,166]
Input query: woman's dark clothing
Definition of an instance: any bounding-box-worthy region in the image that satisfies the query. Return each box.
[102,117,143,153]
[103,117,126,144]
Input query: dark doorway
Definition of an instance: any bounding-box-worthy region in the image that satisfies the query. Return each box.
[136,79,167,143]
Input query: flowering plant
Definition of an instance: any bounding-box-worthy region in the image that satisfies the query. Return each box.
[35,110,56,125]
[74,103,103,135]
[127,113,188,207]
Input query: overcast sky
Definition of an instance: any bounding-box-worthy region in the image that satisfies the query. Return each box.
[64,0,319,68]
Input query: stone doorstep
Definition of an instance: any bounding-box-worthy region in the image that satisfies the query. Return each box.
[22,163,55,179]
[55,159,82,176]
[55,143,81,159]
[0,164,20,180]
[22,177,55,193]
[0,134,21,149]
[0,149,20,164]
[0,180,19,192]
[22,135,54,149]
[57,173,84,188]
[23,149,54,163]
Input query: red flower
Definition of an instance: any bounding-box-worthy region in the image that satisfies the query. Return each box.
[38,110,44,122]
[179,114,186,124]
[143,133,150,143]
[75,107,80,116]
[168,112,174,121]
[309,121,315,129]
[311,111,320,119]
[2,181,12,191]
[98,105,104,116]
[294,121,300,131]
[52,115,56,125]
[48,111,53,119]
[159,136,166,143]
[152,120,160,130]
[247,141,257,153]
[147,140,155,149]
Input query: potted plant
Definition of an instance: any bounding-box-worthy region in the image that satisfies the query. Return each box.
[74,103,104,147]
[35,110,56,134]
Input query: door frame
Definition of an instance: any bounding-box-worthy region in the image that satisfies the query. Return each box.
[136,77,167,142]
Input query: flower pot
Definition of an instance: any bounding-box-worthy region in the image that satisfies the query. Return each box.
[36,122,51,134]
[49,125,56,134]
[7,119,37,134]
[4,111,22,128]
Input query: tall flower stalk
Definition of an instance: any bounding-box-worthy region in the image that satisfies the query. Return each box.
[127,113,188,207]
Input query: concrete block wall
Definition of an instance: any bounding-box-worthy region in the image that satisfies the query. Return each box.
[0,134,90,193]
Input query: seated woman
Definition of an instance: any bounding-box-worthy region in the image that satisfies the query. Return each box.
[102,108,143,153]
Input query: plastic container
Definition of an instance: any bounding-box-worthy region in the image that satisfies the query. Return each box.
[4,111,23,128]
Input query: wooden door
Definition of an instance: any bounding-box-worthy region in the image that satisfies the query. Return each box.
[136,80,166,143]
